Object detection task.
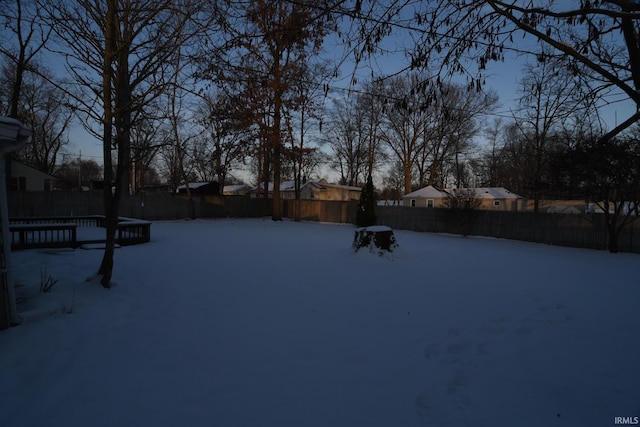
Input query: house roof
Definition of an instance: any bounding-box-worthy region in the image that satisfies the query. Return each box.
[176,182,209,191]
[316,179,362,192]
[448,187,522,199]
[223,184,250,193]
[402,185,449,199]
[253,181,297,193]
[176,181,220,195]
[254,179,362,193]
[11,160,56,180]
[403,185,522,200]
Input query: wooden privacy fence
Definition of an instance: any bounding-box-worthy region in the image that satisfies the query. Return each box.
[8,191,272,220]
[376,206,639,253]
[8,191,640,253]
[282,199,356,224]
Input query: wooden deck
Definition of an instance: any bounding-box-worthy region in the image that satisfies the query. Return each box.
[9,216,151,250]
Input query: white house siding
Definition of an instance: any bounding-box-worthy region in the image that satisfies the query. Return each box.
[10,161,54,191]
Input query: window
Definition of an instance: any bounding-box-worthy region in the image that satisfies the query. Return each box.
[493,200,501,207]
[9,177,26,191]
[427,199,434,208]
[410,199,416,207]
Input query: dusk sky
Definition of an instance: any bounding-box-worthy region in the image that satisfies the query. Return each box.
[4,7,634,182]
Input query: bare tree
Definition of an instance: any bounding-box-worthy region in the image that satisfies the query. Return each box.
[417,83,497,189]
[163,52,205,219]
[4,65,72,175]
[325,95,369,186]
[207,0,336,219]
[476,118,505,187]
[378,73,431,194]
[568,130,640,253]
[130,114,163,193]
[513,50,598,211]
[283,62,328,199]
[55,157,102,190]
[381,160,404,205]
[443,188,482,237]
[357,79,388,179]
[42,0,210,287]
[0,0,51,119]
[372,73,493,193]
[193,91,253,191]
[157,132,197,193]
[1,0,53,188]
[397,1,640,141]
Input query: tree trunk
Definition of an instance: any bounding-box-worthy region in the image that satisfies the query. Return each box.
[97,0,116,288]
[261,136,270,200]
[272,66,283,221]
[607,222,619,253]
[272,141,282,220]
[98,212,118,286]
[98,0,131,287]
[403,162,412,195]
[10,63,25,119]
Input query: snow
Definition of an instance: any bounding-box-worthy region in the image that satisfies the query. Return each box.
[448,187,522,199]
[358,225,392,232]
[1,218,639,426]
[403,185,448,199]
[403,186,524,201]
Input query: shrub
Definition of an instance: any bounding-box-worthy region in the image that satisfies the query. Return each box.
[444,188,481,237]
[356,174,377,227]
[40,268,58,293]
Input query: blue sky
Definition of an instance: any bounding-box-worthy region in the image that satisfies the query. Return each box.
[336,22,634,130]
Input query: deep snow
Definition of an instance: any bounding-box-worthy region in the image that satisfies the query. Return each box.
[1,218,639,426]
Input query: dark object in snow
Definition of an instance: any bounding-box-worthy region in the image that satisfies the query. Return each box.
[356,174,377,227]
[353,226,398,255]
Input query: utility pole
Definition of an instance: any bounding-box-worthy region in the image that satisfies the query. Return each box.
[78,150,82,189]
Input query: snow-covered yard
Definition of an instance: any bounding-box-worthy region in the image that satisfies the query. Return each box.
[1,218,638,426]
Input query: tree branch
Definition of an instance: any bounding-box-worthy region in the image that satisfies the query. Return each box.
[487,0,640,107]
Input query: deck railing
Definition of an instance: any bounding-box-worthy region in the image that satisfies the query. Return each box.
[9,216,150,250]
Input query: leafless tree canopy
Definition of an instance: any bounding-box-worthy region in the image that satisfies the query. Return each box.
[353,0,639,140]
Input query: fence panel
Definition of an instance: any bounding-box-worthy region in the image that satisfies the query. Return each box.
[377,206,639,253]
[283,200,356,223]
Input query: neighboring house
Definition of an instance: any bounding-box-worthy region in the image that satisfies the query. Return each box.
[402,185,524,211]
[463,187,524,211]
[9,160,55,191]
[176,182,251,196]
[546,205,582,214]
[401,185,450,208]
[251,180,297,198]
[253,179,362,201]
[586,201,639,216]
[139,183,172,193]
[223,184,251,196]
[297,179,362,201]
[176,181,220,195]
